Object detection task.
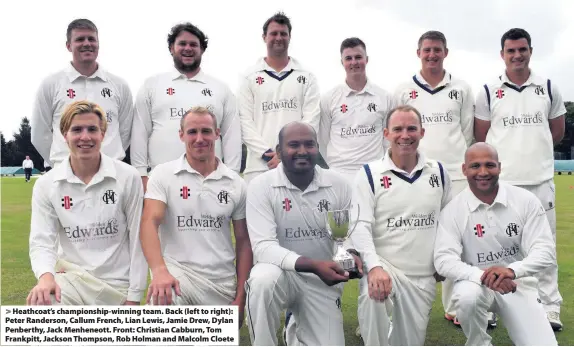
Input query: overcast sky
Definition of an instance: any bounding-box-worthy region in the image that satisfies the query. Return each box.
[1,0,572,140]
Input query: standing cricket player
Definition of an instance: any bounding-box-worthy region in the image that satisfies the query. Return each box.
[434,142,557,346]
[394,30,478,327]
[245,121,362,345]
[27,100,147,306]
[319,37,395,182]
[140,106,252,328]
[474,28,565,330]
[32,19,134,167]
[239,12,320,184]
[351,105,452,345]
[131,22,242,191]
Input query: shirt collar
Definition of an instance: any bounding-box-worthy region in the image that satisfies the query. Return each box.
[499,70,545,88]
[173,154,234,179]
[466,182,508,212]
[380,148,428,175]
[65,62,108,82]
[256,56,301,73]
[343,79,376,96]
[53,154,116,184]
[414,70,452,88]
[170,67,207,83]
[271,163,332,191]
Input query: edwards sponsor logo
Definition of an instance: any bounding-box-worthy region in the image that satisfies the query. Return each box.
[64,218,120,242]
[284,227,329,240]
[421,110,454,124]
[477,245,520,265]
[262,98,298,112]
[340,124,376,138]
[386,212,436,229]
[502,112,544,127]
[177,214,225,230]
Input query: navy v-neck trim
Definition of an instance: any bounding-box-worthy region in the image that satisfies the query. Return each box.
[264,69,294,81]
[412,75,447,95]
[390,169,423,184]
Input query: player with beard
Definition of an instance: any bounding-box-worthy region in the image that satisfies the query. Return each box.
[32,19,134,167]
[131,23,242,191]
[434,143,557,346]
[238,12,320,185]
[244,121,362,345]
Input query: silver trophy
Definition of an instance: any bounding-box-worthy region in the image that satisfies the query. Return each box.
[326,207,360,277]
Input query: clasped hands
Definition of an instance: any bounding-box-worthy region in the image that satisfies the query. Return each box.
[480,266,517,294]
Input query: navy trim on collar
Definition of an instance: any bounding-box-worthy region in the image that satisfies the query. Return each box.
[412,75,446,95]
[390,169,423,184]
[264,69,294,81]
[503,82,528,93]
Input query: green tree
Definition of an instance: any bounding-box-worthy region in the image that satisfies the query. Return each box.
[555,101,574,157]
[1,132,15,166]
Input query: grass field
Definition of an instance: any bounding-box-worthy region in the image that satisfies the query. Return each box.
[1,175,573,345]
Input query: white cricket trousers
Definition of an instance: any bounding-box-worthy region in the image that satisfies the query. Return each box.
[442,179,470,317]
[358,261,436,346]
[453,278,557,346]
[245,263,345,346]
[154,257,236,305]
[50,259,127,305]
[516,179,562,313]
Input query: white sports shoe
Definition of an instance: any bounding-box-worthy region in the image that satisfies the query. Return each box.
[487,312,497,328]
[547,311,563,331]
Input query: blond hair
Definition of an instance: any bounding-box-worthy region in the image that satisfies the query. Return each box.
[60,100,108,136]
[180,106,218,130]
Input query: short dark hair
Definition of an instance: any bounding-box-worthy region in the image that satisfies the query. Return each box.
[340,37,367,55]
[385,105,423,129]
[418,30,447,49]
[167,23,208,52]
[263,12,292,35]
[501,28,531,49]
[66,19,98,43]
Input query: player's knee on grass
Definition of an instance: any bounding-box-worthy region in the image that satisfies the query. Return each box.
[453,281,487,321]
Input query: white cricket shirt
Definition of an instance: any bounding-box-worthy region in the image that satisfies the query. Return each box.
[22,159,34,169]
[246,164,352,273]
[394,72,474,180]
[238,57,321,175]
[31,63,134,166]
[350,150,452,276]
[475,71,566,185]
[145,155,246,280]
[29,154,148,301]
[434,182,555,284]
[319,81,395,177]
[131,68,242,175]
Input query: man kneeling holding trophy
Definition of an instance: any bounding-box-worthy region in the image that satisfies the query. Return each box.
[245,121,363,346]
[350,105,453,345]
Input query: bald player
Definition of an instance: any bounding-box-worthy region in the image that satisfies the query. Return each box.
[245,121,362,346]
[434,142,557,346]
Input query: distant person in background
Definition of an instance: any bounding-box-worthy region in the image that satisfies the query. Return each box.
[32,18,134,168]
[22,155,34,182]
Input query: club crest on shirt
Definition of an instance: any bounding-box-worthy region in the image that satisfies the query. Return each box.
[317,199,330,212]
[429,174,440,188]
[201,88,212,97]
[101,87,112,98]
[217,190,230,204]
[102,190,117,204]
[505,223,519,237]
[297,75,307,84]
